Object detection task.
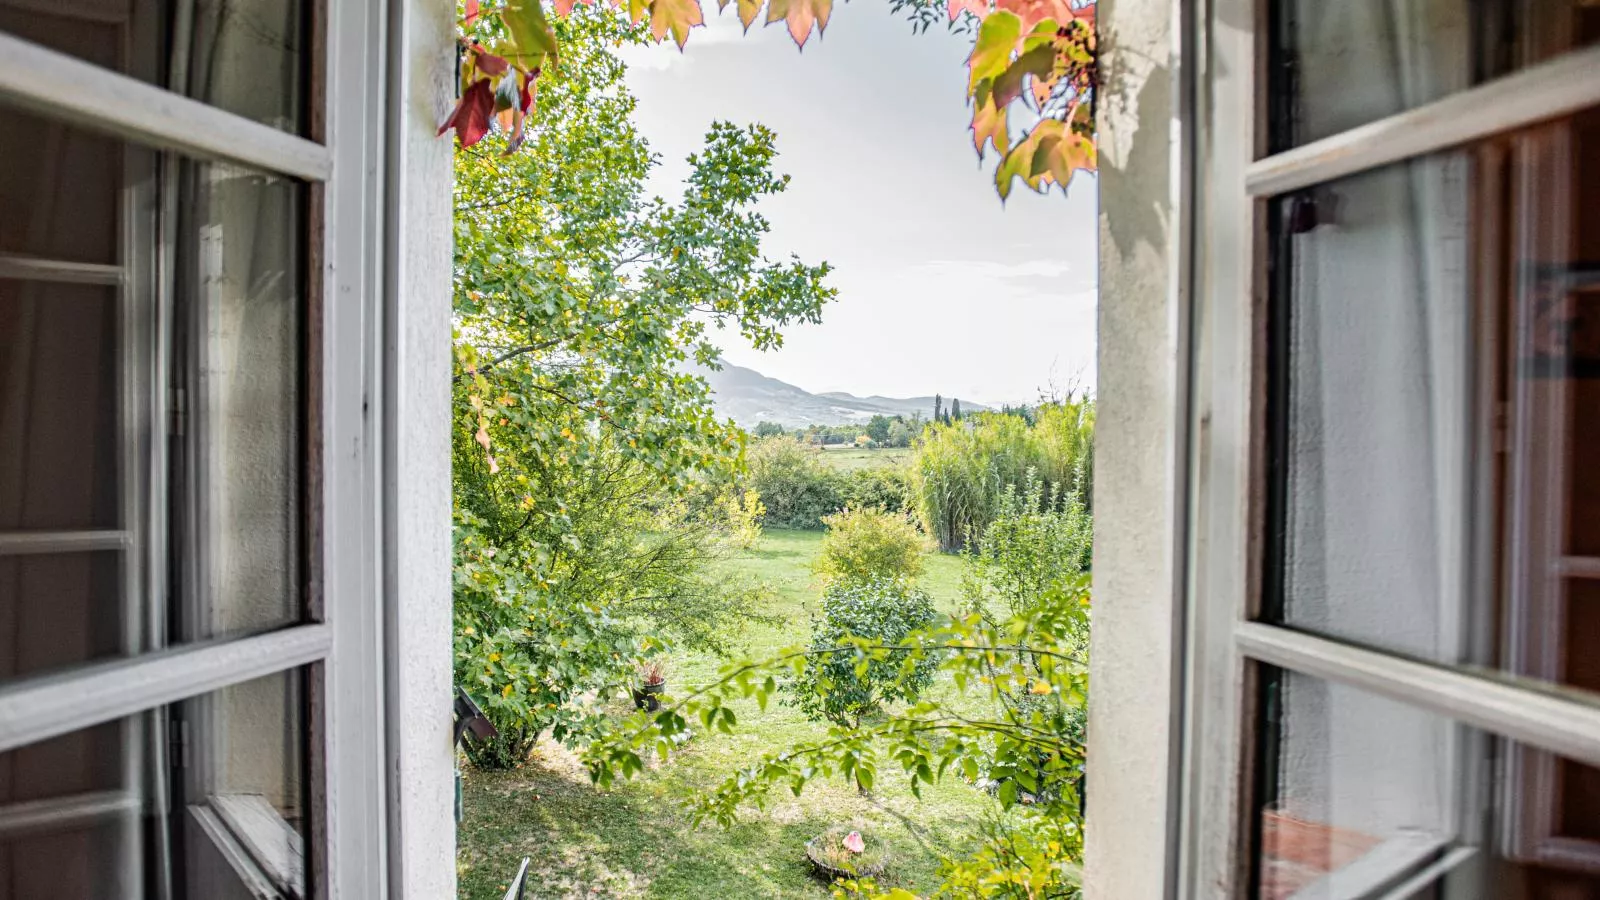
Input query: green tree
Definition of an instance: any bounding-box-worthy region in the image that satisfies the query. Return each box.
[865,414,892,444]
[950,398,963,421]
[754,420,786,438]
[933,394,944,424]
[745,436,843,528]
[452,10,831,765]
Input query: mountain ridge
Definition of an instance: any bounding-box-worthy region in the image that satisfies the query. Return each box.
[695,362,989,429]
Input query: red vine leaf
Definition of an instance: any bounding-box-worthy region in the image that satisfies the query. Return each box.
[438,78,494,147]
[464,0,481,27]
[948,0,986,22]
[990,42,1053,109]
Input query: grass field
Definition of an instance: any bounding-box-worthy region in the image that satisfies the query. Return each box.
[456,530,989,899]
[814,446,911,472]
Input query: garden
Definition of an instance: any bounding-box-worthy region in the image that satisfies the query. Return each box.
[447,1,1098,895]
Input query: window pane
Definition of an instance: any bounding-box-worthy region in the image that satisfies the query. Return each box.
[0,552,128,679]
[0,0,309,136]
[0,668,309,899]
[1266,152,1475,665]
[178,162,305,640]
[1265,106,1600,698]
[0,282,121,529]
[1268,0,1600,152]
[1253,669,1600,899]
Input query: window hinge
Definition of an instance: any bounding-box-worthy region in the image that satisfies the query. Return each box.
[168,718,189,770]
[169,386,187,436]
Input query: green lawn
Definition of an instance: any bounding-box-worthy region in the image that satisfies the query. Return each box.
[457,530,988,899]
[815,446,912,472]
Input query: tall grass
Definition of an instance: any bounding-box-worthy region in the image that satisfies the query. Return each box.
[910,398,1094,551]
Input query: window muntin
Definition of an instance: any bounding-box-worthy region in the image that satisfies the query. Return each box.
[1266,0,1600,153]
[1253,669,1600,898]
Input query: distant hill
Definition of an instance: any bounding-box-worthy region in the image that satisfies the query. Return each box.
[695,362,989,429]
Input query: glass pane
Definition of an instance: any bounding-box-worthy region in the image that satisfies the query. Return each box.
[178,162,305,640]
[0,552,128,679]
[0,668,309,899]
[1265,106,1600,697]
[0,0,310,136]
[0,282,121,530]
[1253,669,1600,899]
[1268,0,1600,152]
[0,116,133,265]
[1267,153,1475,665]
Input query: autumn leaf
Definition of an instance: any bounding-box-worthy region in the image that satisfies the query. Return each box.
[990,42,1053,109]
[994,0,1074,31]
[501,0,560,68]
[463,0,481,27]
[766,0,832,47]
[970,88,1009,158]
[948,0,987,21]
[438,78,494,147]
[734,0,762,30]
[967,10,1022,93]
[649,0,705,49]
[473,47,511,76]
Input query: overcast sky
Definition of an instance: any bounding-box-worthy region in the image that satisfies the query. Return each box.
[620,2,1098,406]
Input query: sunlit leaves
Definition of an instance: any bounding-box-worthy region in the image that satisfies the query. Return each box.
[765,0,833,45]
[649,0,706,47]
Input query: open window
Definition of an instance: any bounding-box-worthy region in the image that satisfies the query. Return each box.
[1178,1,1600,896]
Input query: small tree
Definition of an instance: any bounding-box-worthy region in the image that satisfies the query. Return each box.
[746,436,843,528]
[815,507,927,586]
[951,398,963,421]
[785,578,940,728]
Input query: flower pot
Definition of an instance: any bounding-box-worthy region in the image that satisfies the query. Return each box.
[631,680,665,712]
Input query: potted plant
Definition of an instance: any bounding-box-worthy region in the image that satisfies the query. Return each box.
[804,826,888,881]
[631,660,666,712]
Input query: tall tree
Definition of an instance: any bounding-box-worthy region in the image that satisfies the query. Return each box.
[452,9,833,762]
[933,393,944,424]
[951,397,963,421]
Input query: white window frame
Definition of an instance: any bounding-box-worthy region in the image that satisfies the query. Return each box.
[1175,2,1600,897]
[0,0,455,892]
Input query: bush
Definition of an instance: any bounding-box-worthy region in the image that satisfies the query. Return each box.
[839,466,914,516]
[746,436,843,528]
[962,473,1092,617]
[785,578,940,727]
[815,507,927,586]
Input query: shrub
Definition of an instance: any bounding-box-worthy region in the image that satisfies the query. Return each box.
[961,473,1092,618]
[746,436,844,528]
[785,578,940,727]
[839,465,914,516]
[815,507,927,586]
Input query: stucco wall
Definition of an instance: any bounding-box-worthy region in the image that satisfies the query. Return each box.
[1083,0,1182,896]
[385,0,458,894]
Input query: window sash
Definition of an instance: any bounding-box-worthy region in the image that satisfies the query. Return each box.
[0,1,394,890]
[1180,2,1600,897]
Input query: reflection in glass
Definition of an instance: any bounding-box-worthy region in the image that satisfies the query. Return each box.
[0,668,308,899]
[1268,153,1474,665]
[1267,0,1600,152]
[0,0,309,136]
[178,163,304,641]
[1254,670,1600,899]
[1266,105,1600,699]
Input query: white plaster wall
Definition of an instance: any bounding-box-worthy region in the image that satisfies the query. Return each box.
[1083,0,1182,895]
[384,0,458,894]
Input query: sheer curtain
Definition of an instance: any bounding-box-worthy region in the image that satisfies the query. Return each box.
[1272,0,1474,881]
